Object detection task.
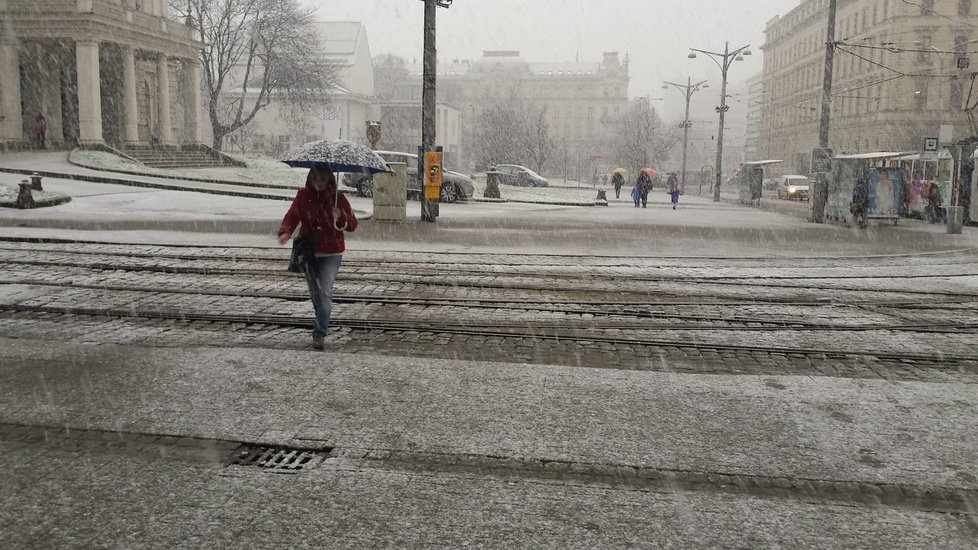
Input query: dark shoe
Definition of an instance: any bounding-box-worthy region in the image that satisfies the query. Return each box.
[312,337,325,350]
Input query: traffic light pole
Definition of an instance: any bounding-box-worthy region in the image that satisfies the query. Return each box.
[420,0,438,222]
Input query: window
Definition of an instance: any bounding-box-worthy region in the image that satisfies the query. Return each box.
[918,36,932,63]
[960,0,972,15]
[951,77,964,110]
[914,84,927,110]
[921,0,934,15]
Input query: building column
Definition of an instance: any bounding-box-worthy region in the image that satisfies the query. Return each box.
[122,46,139,143]
[183,59,202,144]
[0,39,22,143]
[76,40,103,144]
[156,53,174,144]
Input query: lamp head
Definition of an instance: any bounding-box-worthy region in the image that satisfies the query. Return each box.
[688,52,697,59]
[742,49,752,56]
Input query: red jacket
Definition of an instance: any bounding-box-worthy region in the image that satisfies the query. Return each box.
[279,181,358,254]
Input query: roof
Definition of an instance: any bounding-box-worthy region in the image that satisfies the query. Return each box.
[833,152,909,160]
[741,160,783,166]
[312,22,364,65]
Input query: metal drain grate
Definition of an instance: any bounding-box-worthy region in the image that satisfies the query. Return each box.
[228,444,329,471]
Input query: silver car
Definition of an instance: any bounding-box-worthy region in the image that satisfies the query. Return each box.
[492,164,549,187]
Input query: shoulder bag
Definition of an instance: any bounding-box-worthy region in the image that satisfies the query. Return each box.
[288,232,315,273]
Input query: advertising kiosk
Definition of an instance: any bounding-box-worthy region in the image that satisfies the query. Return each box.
[826,152,905,226]
[736,160,782,205]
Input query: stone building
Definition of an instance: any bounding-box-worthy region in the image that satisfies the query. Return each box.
[759,0,978,175]
[743,72,765,162]
[0,0,202,149]
[398,50,631,175]
[225,22,376,157]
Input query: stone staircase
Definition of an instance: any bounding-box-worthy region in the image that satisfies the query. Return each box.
[119,144,246,169]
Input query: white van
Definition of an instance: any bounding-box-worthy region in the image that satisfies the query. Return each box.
[776,175,811,201]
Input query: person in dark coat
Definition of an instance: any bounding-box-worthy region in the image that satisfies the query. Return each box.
[850,177,869,228]
[925,182,944,224]
[636,171,652,208]
[34,113,46,149]
[278,165,358,350]
[612,172,625,198]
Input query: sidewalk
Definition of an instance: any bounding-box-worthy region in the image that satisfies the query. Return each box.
[2,152,975,258]
[2,339,975,548]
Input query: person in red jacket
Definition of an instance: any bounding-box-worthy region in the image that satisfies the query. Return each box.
[277,164,358,350]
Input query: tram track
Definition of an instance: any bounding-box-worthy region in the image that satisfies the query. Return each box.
[2,303,975,366]
[2,278,976,333]
[4,255,978,300]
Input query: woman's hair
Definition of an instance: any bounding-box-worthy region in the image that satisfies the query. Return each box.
[306,165,336,187]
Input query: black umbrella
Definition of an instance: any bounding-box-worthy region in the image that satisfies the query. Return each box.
[280,138,392,174]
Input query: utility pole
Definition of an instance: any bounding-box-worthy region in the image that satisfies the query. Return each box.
[663,77,709,193]
[812,0,837,223]
[689,42,751,202]
[818,0,837,149]
[420,0,452,222]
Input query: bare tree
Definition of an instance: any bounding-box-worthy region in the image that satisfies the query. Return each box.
[174,0,340,149]
[606,100,677,175]
[473,87,553,171]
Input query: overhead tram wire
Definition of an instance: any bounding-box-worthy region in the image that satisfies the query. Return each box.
[899,0,978,28]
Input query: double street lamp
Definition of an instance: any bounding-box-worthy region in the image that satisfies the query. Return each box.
[662,77,709,193]
[689,42,751,202]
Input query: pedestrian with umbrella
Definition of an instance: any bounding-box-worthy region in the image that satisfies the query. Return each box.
[277,139,390,350]
[637,168,656,208]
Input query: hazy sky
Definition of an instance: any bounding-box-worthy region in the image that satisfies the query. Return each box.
[318,0,803,119]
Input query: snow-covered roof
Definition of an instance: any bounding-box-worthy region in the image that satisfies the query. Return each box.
[312,21,364,65]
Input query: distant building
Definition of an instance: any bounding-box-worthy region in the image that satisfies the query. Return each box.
[394,50,631,175]
[743,72,764,162]
[0,0,202,149]
[759,0,978,175]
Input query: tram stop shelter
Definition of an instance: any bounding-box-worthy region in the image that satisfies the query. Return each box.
[825,152,907,226]
[737,160,782,205]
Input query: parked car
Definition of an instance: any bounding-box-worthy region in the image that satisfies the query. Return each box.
[492,164,549,187]
[345,151,474,203]
[776,175,811,201]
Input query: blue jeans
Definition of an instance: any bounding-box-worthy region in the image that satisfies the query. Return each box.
[304,254,342,339]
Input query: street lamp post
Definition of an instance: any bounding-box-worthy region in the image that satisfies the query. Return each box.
[689,42,751,202]
[663,77,709,193]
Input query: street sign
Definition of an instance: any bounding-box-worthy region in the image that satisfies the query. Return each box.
[923,137,939,152]
[811,147,832,173]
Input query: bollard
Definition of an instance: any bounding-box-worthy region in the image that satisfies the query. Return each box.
[30,172,43,191]
[484,170,501,199]
[595,188,608,207]
[16,181,36,209]
[946,206,964,234]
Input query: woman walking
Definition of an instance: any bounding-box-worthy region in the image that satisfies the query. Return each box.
[277,165,358,350]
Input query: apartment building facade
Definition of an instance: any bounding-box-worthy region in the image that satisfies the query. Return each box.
[759,0,978,175]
